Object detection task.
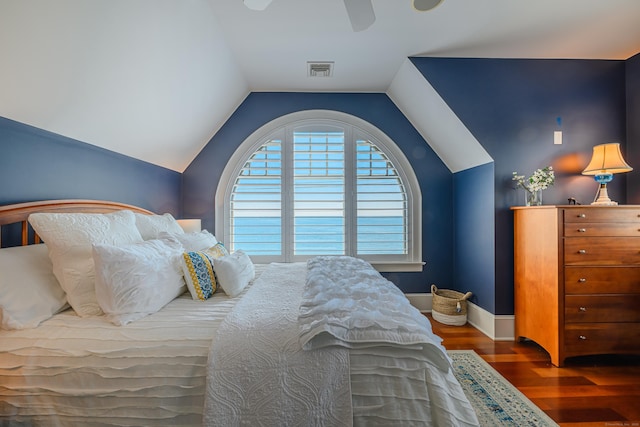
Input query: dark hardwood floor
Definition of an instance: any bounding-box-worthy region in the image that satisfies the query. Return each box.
[428,314,640,427]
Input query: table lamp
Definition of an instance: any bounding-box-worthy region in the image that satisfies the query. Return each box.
[582,143,632,205]
[176,219,202,233]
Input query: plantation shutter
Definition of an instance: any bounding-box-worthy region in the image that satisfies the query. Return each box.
[356,138,408,255]
[292,129,346,256]
[226,117,413,265]
[229,138,282,256]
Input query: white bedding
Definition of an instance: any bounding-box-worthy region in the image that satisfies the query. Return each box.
[301,256,450,371]
[301,256,478,426]
[1,260,478,427]
[0,265,267,427]
[204,262,352,427]
[205,258,479,427]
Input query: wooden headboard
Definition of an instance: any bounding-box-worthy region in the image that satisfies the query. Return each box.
[0,199,154,247]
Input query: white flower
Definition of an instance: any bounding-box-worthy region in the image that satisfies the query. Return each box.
[512,166,555,192]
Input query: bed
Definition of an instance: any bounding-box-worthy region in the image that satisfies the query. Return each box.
[0,199,479,426]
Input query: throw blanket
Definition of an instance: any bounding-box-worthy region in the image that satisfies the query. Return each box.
[299,256,450,372]
[203,263,352,427]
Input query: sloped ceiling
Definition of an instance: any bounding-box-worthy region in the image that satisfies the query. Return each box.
[0,0,639,172]
[388,59,493,172]
[0,1,248,172]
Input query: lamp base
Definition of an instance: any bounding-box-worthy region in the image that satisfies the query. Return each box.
[591,200,618,206]
[591,182,618,205]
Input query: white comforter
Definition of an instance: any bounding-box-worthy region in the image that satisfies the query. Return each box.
[203,262,352,427]
[205,257,479,427]
[0,289,247,427]
[300,256,450,371]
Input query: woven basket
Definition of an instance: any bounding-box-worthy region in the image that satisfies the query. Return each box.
[431,284,473,326]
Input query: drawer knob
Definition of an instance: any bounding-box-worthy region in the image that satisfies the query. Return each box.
[577,228,587,233]
[578,278,587,283]
[578,214,586,218]
[578,249,587,254]
[579,335,587,340]
[579,307,587,312]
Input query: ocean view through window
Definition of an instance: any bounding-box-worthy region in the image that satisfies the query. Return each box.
[231,216,407,255]
[216,110,423,271]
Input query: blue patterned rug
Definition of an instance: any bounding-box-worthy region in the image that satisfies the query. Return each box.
[449,350,559,427]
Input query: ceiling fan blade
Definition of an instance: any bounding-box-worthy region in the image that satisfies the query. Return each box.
[412,0,443,12]
[343,0,375,32]
[243,0,272,11]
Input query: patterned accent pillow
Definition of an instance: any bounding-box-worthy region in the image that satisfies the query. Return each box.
[182,251,218,301]
[205,242,229,258]
[181,243,230,301]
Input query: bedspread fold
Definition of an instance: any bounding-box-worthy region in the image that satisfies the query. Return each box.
[299,256,450,372]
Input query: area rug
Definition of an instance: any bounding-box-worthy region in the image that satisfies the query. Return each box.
[449,350,559,427]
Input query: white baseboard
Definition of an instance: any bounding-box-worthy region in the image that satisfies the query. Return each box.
[406,293,432,312]
[466,303,515,341]
[406,293,515,341]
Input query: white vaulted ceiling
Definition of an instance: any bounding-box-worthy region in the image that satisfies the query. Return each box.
[0,0,639,172]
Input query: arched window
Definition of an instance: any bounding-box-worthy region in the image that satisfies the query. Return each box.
[215,110,422,272]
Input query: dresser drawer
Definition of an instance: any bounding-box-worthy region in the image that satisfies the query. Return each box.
[565,295,640,323]
[564,222,640,237]
[564,323,640,358]
[564,208,640,223]
[564,237,640,265]
[565,267,640,294]
[513,206,640,366]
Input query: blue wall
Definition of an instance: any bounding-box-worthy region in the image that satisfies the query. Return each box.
[453,162,495,313]
[0,117,182,247]
[182,92,454,294]
[627,53,640,204]
[2,55,636,315]
[412,57,628,314]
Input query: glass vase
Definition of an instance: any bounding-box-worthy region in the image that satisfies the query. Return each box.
[525,189,542,206]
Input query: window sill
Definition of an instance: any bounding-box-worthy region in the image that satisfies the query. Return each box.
[371,261,425,272]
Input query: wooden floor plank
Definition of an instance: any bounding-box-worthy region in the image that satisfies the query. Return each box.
[428,314,640,426]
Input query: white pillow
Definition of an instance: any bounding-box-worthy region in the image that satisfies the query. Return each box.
[0,244,67,330]
[28,210,143,317]
[134,212,184,240]
[159,230,217,252]
[213,250,255,297]
[93,237,186,326]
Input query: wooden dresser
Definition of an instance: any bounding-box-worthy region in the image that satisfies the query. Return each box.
[512,205,640,367]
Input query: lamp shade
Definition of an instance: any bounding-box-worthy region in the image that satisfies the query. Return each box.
[582,143,633,175]
[176,219,202,233]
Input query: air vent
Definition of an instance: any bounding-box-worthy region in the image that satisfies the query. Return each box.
[307,61,334,78]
